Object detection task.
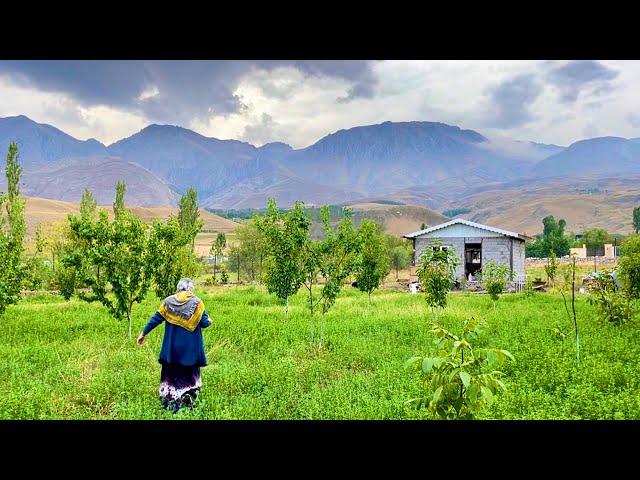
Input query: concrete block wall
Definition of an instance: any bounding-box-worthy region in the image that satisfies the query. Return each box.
[414,237,466,280]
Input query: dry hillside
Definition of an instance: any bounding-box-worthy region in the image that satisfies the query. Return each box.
[22,195,238,244]
[348,203,449,237]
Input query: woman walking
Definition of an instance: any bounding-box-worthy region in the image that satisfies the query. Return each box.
[137,278,212,412]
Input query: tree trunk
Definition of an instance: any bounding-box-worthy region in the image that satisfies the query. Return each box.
[237,255,240,282]
[572,257,579,364]
[213,254,217,280]
[285,297,289,317]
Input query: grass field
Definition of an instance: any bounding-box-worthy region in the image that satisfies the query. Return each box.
[1,283,639,420]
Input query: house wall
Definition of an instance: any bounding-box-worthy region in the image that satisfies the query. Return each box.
[414,236,466,280]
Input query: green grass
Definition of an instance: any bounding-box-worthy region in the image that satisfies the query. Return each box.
[1,285,639,419]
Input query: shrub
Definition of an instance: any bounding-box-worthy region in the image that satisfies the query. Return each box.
[406,316,514,419]
[479,261,512,302]
[588,271,636,326]
[415,241,459,317]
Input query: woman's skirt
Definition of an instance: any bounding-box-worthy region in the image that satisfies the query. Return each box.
[159,362,202,412]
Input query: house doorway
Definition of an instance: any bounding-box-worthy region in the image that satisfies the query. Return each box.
[465,243,482,279]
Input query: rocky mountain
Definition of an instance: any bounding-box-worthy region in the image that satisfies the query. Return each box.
[531,136,640,179]
[2,115,640,235]
[21,156,179,207]
[107,124,261,197]
[0,115,106,165]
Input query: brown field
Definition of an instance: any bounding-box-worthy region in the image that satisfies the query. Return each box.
[21,195,239,249]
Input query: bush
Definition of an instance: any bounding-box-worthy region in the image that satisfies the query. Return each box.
[406,317,514,419]
[588,271,636,326]
[479,261,512,301]
[618,236,640,301]
[220,263,230,284]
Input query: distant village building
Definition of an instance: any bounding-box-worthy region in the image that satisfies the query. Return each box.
[403,219,529,286]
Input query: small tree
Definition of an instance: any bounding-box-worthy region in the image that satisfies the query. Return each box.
[210,232,227,280]
[544,251,558,287]
[22,224,48,291]
[355,220,390,304]
[415,241,459,319]
[618,235,640,301]
[390,243,412,281]
[147,217,198,299]
[559,254,580,364]
[80,188,97,217]
[479,260,512,305]
[633,207,640,234]
[256,198,309,316]
[68,183,152,338]
[317,206,363,316]
[0,142,26,316]
[178,187,204,252]
[588,271,635,326]
[406,316,514,419]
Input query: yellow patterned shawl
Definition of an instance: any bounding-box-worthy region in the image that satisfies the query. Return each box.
[158,291,205,332]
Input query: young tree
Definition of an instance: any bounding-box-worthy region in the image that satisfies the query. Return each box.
[68,183,152,338]
[113,181,127,219]
[210,232,227,280]
[317,205,363,316]
[387,234,412,280]
[415,240,459,319]
[582,228,611,252]
[80,188,97,218]
[544,251,558,287]
[355,220,390,303]
[256,198,309,315]
[633,207,640,234]
[618,235,640,301]
[559,255,580,364]
[147,217,198,299]
[0,142,26,316]
[235,220,268,282]
[22,224,48,291]
[479,260,512,306]
[541,215,571,257]
[178,188,204,251]
[406,317,514,419]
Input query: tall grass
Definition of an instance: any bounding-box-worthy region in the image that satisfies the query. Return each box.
[1,285,638,419]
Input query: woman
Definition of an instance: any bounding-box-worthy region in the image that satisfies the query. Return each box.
[137,278,212,412]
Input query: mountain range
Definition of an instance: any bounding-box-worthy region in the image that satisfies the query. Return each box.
[1,114,639,234]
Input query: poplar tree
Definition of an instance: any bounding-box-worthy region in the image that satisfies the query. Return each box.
[0,142,26,315]
[178,188,203,251]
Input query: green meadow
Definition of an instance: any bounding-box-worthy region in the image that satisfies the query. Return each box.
[1,285,639,420]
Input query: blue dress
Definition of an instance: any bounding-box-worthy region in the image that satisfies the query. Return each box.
[142,310,212,412]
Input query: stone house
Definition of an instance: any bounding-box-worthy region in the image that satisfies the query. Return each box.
[403,219,529,286]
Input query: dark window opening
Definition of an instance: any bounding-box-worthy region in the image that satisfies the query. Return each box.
[465,243,482,278]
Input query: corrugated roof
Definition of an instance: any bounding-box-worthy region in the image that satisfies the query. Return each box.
[403,218,528,240]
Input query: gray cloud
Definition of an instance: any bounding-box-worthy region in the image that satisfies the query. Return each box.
[241,113,280,146]
[546,60,619,103]
[0,60,378,124]
[483,73,543,129]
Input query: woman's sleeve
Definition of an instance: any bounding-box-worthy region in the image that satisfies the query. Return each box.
[200,311,212,329]
[142,312,165,335]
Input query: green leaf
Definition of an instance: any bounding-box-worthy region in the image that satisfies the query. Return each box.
[405,356,422,369]
[481,386,494,405]
[499,349,515,362]
[432,386,443,404]
[422,357,434,373]
[459,371,471,388]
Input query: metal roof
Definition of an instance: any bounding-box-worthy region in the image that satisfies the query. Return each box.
[403,218,529,240]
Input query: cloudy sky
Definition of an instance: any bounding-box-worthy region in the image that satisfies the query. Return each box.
[0,60,638,148]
